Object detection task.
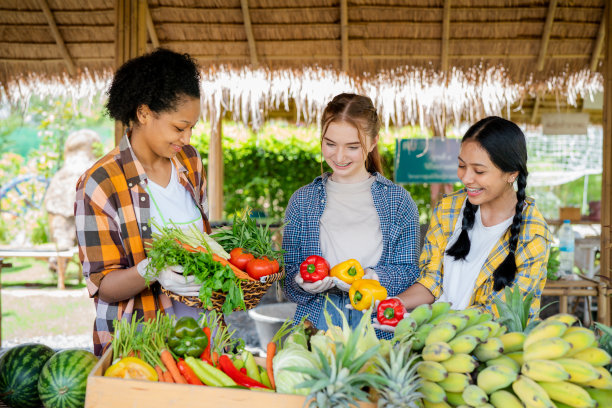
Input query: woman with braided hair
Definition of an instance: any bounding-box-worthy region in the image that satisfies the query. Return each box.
[391,116,552,322]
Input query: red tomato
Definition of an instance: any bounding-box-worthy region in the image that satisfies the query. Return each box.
[246,258,274,279]
[262,256,280,274]
[229,248,255,271]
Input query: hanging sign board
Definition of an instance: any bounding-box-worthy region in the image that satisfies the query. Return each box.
[541,113,589,135]
[394,138,460,184]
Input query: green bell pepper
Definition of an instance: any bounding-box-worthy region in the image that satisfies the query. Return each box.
[167,316,208,357]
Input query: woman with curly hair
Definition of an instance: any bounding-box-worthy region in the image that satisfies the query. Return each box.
[75,48,207,356]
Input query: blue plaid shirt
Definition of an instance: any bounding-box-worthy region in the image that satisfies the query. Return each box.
[282,172,420,335]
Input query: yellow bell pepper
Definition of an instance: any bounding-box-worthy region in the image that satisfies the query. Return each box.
[349,279,388,311]
[104,356,158,381]
[330,259,364,284]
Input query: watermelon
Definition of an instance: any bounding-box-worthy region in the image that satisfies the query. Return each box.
[38,349,98,408]
[0,343,55,408]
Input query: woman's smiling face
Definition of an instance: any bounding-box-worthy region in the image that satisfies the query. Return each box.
[321,121,376,183]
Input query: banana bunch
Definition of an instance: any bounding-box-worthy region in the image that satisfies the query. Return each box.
[413,306,612,408]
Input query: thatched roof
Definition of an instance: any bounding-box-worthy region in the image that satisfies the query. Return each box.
[0,0,606,127]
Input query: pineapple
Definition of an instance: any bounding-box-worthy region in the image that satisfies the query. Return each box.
[493,285,541,333]
[372,342,422,408]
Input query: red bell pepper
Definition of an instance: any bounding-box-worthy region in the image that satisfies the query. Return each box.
[299,255,330,282]
[377,298,406,326]
[218,354,269,389]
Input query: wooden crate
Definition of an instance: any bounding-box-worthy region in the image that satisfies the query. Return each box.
[559,206,581,222]
[85,348,376,408]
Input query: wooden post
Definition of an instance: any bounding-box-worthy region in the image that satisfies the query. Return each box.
[114,0,149,145]
[601,3,611,324]
[340,0,348,72]
[208,112,224,221]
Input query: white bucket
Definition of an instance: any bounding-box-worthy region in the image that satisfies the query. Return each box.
[248,302,297,347]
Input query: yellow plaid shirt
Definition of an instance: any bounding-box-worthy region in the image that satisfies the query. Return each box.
[417,189,552,320]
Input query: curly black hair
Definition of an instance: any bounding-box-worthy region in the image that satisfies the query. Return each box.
[105,48,201,126]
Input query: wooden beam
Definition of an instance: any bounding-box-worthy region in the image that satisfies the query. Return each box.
[340,0,348,72]
[602,1,612,326]
[590,5,606,72]
[536,0,557,71]
[144,1,159,48]
[531,94,541,123]
[37,0,76,76]
[441,0,451,72]
[240,0,259,67]
[208,112,224,221]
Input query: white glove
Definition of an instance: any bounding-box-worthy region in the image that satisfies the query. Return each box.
[363,268,379,281]
[158,265,201,297]
[136,258,157,282]
[345,299,380,314]
[372,320,397,333]
[332,277,351,292]
[295,274,335,294]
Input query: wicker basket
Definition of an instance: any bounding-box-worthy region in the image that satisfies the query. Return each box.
[161,269,285,312]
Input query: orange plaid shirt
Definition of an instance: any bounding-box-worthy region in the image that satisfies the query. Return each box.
[75,134,210,356]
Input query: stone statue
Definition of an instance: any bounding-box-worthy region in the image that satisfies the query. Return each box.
[44,129,101,249]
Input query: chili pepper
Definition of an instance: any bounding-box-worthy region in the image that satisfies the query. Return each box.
[299,255,330,282]
[177,359,204,385]
[349,279,388,311]
[167,316,209,358]
[376,298,406,326]
[240,367,247,375]
[218,354,269,389]
[330,259,365,284]
[184,356,237,387]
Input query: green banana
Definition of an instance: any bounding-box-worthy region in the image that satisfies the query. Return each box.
[523,337,572,361]
[486,355,521,373]
[438,372,471,393]
[499,331,526,353]
[480,320,503,337]
[583,365,612,389]
[570,347,612,367]
[430,302,452,322]
[461,308,483,327]
[505,351,525,366]
[448,334,480,354]
[422,341,454,362]
[489,390,523,408]
[554,358,602,384]
[419,380,447,404]
[457,323,492,342]
[445,391,466,406]
[494,325,508,337]
[461,384,488,406]
[425,322,459,346]
[437,313,470,332]
[474,337,504,362]
[413,323,435,351]
[521,359,570,382]
[394,315,418,339]
[524,320,569,349]
[546,313,579,326]
[477,312,494,324]
[584,387,612,406]
[417,360,449,382]
[441,353,479,374]
[410,303,433,326]
[563,327,597,357]
[511,375,555,408]
[477,364,519,394]
[422,400,451,408]
[537,381,597,408]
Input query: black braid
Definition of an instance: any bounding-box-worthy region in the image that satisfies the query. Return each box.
[446,199,478,260]
[492,172,527,291]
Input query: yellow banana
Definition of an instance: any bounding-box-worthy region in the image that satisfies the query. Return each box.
[523,337,572,361]
[422,341,454,362]
[554,358,602,384]
[477,364,519,394]
[425,322,459,346]
[521,359,570,382]
[412,323,434,351]
[505,351,525,366]
[537,381,597,408]
[584,365,612,389]
[437,313,470,332]
[441,353,479,374]
[448,334,480,354]
[495,325,508,337]
[499,332,526,353]
[584,387,612,406]
[438,372,471,393]
[410,303,433,326]
[511,375,555,408]
[480,320,503,337]
[422,400,451,408]
[486,355,521,373]
[489,390,523,408]
[458,324,492,342]
[571,347,612,367]
[474,337,504,362]
[461,384,488,406]
[417,361,449,382]
[445,391,466,406]
[419,380,447,404]
[563,327,597,357]
[461,308,483,327]
[524,321,569,350]
[546,313,579,326]
[429,302,452,322]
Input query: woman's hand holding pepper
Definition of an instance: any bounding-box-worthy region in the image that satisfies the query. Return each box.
[294,273,335,294]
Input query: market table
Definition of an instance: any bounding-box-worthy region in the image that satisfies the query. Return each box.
[542,278,609,325]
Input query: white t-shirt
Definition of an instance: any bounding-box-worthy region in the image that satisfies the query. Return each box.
[437,204,513,310]
[319,176,383,270]
[146,163,204,319]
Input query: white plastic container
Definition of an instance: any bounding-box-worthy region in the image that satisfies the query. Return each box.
[558,219,575,279]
